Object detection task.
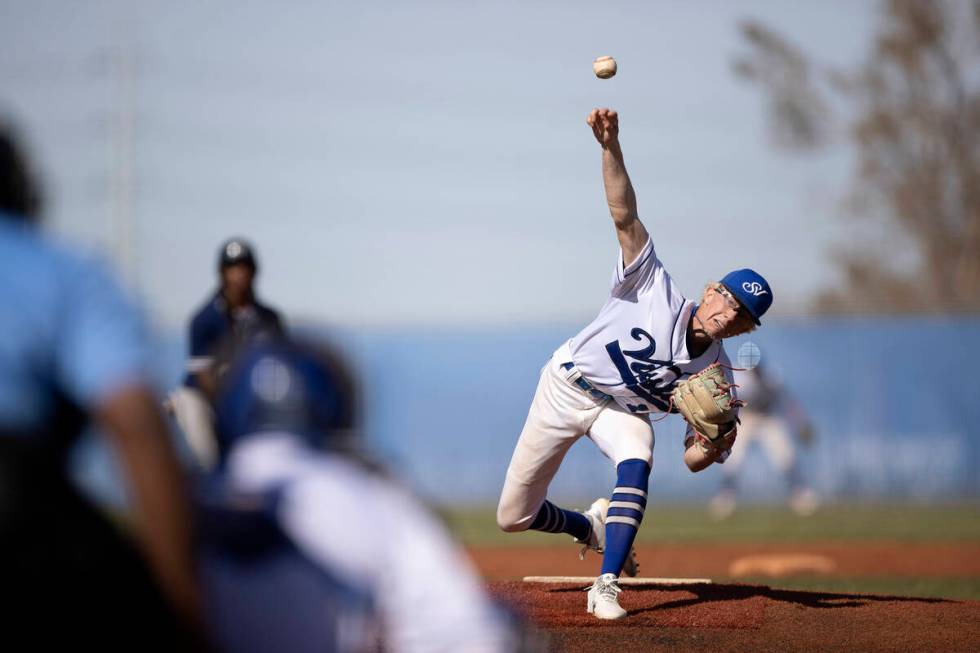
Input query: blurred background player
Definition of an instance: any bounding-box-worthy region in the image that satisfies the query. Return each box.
[709,361,819,519]
[169,238,284,469]
[496,108,773,620]
[0,123,202,647]
[197,338,524,653]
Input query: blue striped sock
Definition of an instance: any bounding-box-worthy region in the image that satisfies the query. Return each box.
[602,458,650,576]
[529,500,591,541]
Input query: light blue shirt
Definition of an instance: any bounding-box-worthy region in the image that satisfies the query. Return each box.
[0,216,151,435]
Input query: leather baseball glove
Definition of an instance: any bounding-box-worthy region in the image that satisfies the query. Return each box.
[672,363,742,472]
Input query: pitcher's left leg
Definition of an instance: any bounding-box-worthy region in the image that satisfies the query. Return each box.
[602,458,649,576]
[588,403,654,580]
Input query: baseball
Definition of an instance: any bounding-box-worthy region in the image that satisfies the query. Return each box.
[593,56,617,79]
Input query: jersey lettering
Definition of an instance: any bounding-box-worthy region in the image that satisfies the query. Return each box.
[604,328,681,413]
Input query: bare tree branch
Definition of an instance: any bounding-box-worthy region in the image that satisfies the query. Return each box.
[735,0,980,313]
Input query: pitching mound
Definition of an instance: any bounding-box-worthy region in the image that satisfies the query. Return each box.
[489,580,980,653]
[728,553,837,577]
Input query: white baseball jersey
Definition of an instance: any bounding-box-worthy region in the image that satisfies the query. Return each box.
[219,433,512,653]
[569,236,734,415]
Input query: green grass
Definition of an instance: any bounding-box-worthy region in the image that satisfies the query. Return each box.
[723,576,980,601]
[443,502,980,546]
[446,503,980,600]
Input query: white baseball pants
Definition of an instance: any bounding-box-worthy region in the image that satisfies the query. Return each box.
[497,342,654,532]
[721,410,795,475]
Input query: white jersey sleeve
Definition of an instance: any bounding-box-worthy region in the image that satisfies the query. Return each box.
[609,236,661,298]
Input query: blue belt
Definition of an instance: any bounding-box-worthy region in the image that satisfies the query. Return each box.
[560,363,613,402]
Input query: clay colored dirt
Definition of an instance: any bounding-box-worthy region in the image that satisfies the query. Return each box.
[473,542,980,652]
[470,541,980,579]
[490,580,979,653]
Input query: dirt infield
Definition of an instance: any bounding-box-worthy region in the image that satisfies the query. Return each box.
[474,542,980,652]
[470,541,980,580]
[490,580,980,653]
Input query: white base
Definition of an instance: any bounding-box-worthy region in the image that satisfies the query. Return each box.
[522,576,712,586]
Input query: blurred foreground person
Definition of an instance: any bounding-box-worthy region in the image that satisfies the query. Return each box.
[0,125,202,646]
[709,362,819,519]
[169,238,284,469]
[198,339,523,653]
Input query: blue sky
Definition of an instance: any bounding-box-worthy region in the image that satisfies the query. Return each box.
[0,0,877,330]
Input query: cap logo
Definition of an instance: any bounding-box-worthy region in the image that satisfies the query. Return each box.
[226,242,243,258]
[742,281,768,297]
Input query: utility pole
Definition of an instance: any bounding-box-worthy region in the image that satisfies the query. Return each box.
[107,40,137,285]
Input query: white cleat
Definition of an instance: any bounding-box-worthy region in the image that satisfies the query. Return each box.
[586,573,627,620]
[576,497,640,577]
[576,498,609,556]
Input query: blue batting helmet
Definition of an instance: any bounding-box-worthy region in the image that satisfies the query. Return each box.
[213,339,357,455]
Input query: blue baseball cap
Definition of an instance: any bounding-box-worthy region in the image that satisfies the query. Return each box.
[719,269,773,326]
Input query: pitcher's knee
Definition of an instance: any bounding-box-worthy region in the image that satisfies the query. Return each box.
[496,504,531,533]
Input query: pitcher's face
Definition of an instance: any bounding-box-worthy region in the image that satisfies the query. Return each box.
[696,285,756,340]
